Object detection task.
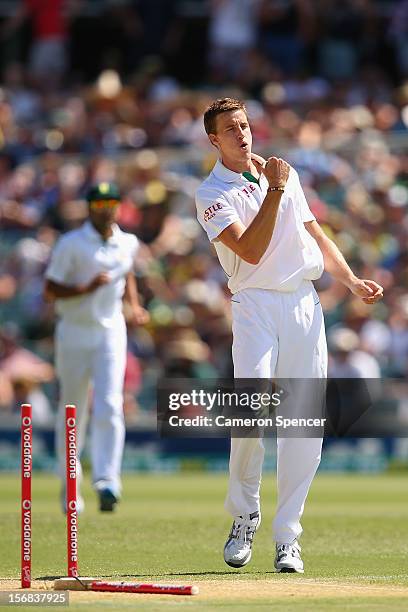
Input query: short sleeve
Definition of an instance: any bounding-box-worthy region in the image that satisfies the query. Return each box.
[293,171,315,223]
[128,234,139,259]
[196,188,240,242]
[45,235,75,283]
[128,234,140,271]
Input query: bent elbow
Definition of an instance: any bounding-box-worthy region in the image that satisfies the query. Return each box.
[43,289,54,302]
[241,249,262,265]
[43,281,55,301]
[245,255,261,265]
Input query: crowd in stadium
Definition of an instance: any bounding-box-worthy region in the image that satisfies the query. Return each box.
[0,0,407,424]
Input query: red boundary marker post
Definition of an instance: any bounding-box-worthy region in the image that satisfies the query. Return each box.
[65,405,78,577]
[21,404,32,589]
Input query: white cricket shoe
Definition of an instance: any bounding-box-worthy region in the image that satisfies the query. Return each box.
[223,511,260,568]
[274,540,304,573]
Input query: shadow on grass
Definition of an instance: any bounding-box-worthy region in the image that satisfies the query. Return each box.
[148,571,277,577]
[38,570,277,580]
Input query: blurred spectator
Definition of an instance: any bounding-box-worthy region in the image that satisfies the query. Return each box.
[328,326,381,377]
[96,0,143,76]
[388,0,408,79]
[1,0,79,91]
[164,0,209,84]
[162,328,216,378]
[258,0,316,76]
[208,0,259,81]
[386,298,408,376]
[0,371,14,409]
[132,0,176,67]
[0,325,54,423]
[0,326,54,382]
[12,378,54,426]
[317,0,377,80]
[2,63,41,124]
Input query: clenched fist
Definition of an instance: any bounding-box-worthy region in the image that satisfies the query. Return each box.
[251,154,291,189]
[348,278,384,305]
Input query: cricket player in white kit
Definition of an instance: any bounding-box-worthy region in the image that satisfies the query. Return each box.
[44,183,149,512]
[196,99,383,572]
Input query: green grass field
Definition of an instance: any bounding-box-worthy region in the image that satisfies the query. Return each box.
[1,472,408,610]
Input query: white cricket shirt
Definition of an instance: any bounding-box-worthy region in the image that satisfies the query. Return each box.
[196,159,324,294]
[45,221,139,327]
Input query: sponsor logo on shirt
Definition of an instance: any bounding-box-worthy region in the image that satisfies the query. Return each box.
[204,202,223,222]
[242,184,256,196]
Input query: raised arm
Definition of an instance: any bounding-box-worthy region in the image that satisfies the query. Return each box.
[218,156,289,265]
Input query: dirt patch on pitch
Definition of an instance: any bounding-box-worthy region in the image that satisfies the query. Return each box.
[1,577,408,604]
[197,578,408,601]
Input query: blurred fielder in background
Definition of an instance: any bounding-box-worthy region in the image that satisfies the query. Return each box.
[196,98,384,573]
[44,182,149,512]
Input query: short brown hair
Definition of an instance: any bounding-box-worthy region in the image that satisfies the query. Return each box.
[203,98,247,135]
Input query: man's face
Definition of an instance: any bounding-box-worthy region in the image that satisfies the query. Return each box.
[88,199,119,232]
[209,110,252,163]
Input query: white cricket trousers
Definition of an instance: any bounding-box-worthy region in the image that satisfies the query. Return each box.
[55,316,127,495]
[226,280,327,545]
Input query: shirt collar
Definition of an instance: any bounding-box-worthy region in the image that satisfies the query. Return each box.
[212,159,243,183]
[212,159,268,190]
[82,220,121,243]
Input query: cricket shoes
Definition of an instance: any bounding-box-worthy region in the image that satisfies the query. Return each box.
[223,511,260,568]
[98,488,119,512]
[274,540,304,573]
